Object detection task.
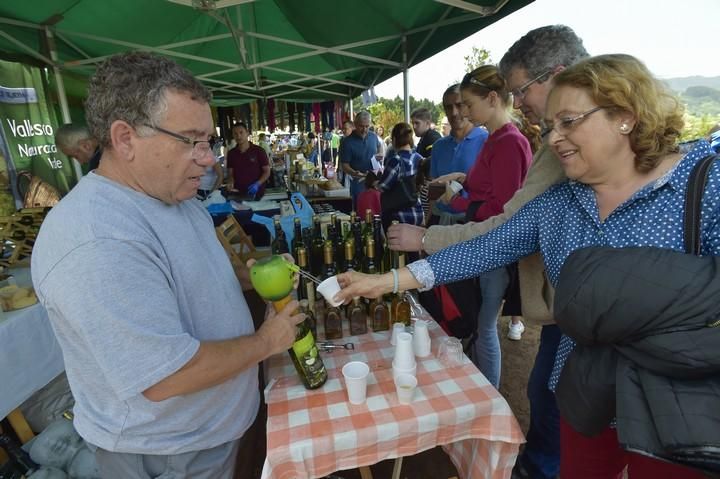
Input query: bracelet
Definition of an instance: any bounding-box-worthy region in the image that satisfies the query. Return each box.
[420,232,426,250]
[391,268,399,294]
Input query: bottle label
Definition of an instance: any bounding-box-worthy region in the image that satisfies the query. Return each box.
[293,330,316,360]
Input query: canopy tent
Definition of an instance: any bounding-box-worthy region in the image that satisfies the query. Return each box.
[0,0,533,115]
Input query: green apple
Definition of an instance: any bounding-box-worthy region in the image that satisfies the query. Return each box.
[250,255,295,301]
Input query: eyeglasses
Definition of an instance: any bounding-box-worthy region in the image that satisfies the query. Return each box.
[542,106,605,138]
[510,70,552,100]
[143,124,215,157]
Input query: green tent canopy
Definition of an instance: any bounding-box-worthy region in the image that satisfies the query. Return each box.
[0,0,533,106]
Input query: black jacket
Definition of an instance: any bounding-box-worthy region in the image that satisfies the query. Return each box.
[554,246,720,472]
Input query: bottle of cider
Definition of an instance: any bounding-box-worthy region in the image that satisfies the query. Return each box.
[391,292,411,326]
[271,216,289,254]
[296,247,315,311]
[289,308,327,389]
[324,303,343,340]
[310,215,325,277]
[343,240,359,273]
[363,238,377,274]
[291,217,304,259]
[322,240,337,280]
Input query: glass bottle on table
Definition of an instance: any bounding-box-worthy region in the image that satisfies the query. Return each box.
[271,216,289,255]
[348,297,367,335]
[351,213,364,264]
[372,216,387,273]
[296,247,316,312]
[369,296,389,332]
[361,208,373,244]
[299,299,317,339]
[322,240,337,280]
[363,238,377,274]
[289,306,327,389]
[310,215,325,277]
[291,217,304,260]
[324,302,343,340]
[391,292,411,326]
[343,239,359,273]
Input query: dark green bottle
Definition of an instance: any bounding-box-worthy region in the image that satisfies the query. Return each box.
[271,216,289,254]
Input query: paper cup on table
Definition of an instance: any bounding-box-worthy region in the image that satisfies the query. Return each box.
[317,276,343,307]
[393,332,416,369]
[342,361,370,405]
[394,373,418,405]
[390,322,405,346]
[413,319,431,357]
[392,360,417,380]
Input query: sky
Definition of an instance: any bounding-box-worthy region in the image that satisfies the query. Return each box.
[374,0,720,103]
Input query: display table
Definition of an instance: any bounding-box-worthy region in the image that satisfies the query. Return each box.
[261,315,524,479]
[0,268,64,419]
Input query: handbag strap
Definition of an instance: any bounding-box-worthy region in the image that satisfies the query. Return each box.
[683,153,718,255]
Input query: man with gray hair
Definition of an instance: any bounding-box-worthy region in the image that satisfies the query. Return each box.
[386,25,589,479]
[55,123,101,171]
[339,111,380,207]
[32,52,303,478]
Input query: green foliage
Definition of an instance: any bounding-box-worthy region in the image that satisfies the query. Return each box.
[351,95,444,131]
[463,46,492,73]
[680,113,720,142]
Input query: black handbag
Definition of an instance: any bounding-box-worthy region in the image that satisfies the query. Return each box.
[380,154,417,212]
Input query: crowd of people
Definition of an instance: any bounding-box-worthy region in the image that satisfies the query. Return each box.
[37,20,720,479]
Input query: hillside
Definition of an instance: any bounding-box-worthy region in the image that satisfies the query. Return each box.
[663,76,720,117]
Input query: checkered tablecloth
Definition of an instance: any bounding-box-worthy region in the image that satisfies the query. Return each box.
[261,314,525,479]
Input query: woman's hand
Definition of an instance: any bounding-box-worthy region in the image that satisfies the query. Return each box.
[386,223,426,252]
[432,172,466,184]
[335,270,393,303]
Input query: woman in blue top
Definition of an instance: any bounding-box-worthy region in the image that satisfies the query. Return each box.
[376,122,425,232]
[336,54,715,478]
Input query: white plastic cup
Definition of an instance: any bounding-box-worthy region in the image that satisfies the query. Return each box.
[413,319,431,357]
[393,332,416,369]
[317,276,343,307]
[392,361,417,380]
[390,322,405,345]
[342,361,370,404]
[394,373,417,405]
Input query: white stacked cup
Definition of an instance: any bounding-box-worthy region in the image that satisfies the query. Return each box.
[390,322,406,346]
[392,332,416,379]
[413,319,432,357]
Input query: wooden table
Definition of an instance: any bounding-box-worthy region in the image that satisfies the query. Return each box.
[260,314,524,479]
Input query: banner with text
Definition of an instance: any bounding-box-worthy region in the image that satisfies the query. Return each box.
[0,59,78,214]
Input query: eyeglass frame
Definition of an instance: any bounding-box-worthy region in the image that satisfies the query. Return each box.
[510,69,553,100]
[542,106,605,138]
[142,124,216,157]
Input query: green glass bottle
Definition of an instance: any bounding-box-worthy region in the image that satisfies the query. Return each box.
[296,247,316,312]
[310,215,325,277]
[289,311,328,389]
[322,240,337,280]
[343,240,359,273]
[271,216,289,254]
[291,217,304,260]
[363,238,377,274]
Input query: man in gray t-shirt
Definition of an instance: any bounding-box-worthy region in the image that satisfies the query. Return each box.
[32,52,304,479]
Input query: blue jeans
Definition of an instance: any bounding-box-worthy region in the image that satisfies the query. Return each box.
[471,267,509,388]
[518,324,562,479]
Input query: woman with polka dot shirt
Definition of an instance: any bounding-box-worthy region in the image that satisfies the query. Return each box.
[336,54,715,478]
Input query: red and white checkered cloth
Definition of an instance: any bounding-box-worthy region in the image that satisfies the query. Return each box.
[261,315,525,479]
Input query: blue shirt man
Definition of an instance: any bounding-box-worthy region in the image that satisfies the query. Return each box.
[430,126,488,179]
[340,112,380,206]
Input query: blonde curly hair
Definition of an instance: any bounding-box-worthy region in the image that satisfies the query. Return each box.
[552,54,684,172]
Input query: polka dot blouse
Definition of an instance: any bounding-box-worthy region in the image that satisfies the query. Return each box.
[407,140,720,390]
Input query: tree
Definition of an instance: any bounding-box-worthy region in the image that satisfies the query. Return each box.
[463,46,492,73]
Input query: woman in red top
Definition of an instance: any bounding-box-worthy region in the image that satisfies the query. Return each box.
[441,64,532,387]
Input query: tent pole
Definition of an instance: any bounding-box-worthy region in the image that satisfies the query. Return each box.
[349,89,354,119]
[45,27,83,181]
[402,35,410,123]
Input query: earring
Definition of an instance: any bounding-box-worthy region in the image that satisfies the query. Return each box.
[620,123,630,133]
